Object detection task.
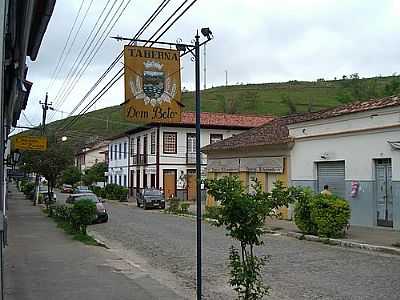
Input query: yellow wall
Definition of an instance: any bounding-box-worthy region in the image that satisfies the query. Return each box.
[206,158,290,220]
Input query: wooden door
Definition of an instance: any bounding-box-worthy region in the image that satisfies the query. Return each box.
[187,169,196,201]
[163,170,176,199]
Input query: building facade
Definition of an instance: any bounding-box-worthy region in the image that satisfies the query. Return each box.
[75,140,109,172]
[107,135,129,188]
[126,112,273,200]
[289,97,400,229]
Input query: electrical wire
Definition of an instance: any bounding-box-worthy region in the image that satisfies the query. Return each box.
[48,0,115,121]
[50,0,125,117]
[47,0,86,91]
[60,0,199,133]
[66,0,172,118]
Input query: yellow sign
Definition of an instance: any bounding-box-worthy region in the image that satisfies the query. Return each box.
[14,136,47,151]
[123,45,182,123]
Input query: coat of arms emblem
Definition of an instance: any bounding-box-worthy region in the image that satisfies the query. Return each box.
[129,60,177,107]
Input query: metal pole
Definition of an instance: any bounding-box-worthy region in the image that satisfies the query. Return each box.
[194,31,202,300]
[203,44,206,90]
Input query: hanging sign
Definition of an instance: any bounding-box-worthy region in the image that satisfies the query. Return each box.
[14,136,47,151]
[123,45,182,123]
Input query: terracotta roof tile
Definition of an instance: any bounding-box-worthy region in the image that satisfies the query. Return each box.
[202,95,400,152]
[177,112,273,128]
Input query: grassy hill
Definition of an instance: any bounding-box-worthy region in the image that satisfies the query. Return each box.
[16,75,400,151]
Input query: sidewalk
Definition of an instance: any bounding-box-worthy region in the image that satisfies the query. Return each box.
[265,218,400,249]
[5,184,182,300]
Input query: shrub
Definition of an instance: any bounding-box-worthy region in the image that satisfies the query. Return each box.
[71,199,97,234]
[54,205,73,222]
[22,182,35,197]
[293,188,318,235]
[310,194,351,238]
[180,202,190,214]
[204,205,222,220]
[103,184,128,201]
[167,197,181,213]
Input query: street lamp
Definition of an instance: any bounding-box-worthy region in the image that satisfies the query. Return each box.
[111,30,213,300]
[12,150,21,165]
[61,136,68,142]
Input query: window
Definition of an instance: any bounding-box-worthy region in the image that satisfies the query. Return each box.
[114,145,117,160]
[124,174,127,187]
[187,133,196,153]
[114,175,117,184]
[151,131,156,154]
[143,135,148,155]
[136,137,141,155]
[124,142,127,159]
[210,134,223,144]
[119,175,122,186]
[119,143,122,159]
[109,175,112,184]
[109,145,113,161]
[130,138,135,157]
[163,132,177,154]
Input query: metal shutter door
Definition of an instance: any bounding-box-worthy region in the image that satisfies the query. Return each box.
[317,161,345,198]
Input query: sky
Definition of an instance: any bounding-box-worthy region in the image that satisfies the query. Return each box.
[19,0,400,129]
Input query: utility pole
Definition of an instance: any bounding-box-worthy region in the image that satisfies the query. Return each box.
[39,93,52,134]
[34,93,52,206]
[225,70,228,86]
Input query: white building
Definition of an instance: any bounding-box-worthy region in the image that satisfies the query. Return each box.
[289,96,400,229]
[107,134,129,188]
[75,140,109,172]
[125,112,272,200]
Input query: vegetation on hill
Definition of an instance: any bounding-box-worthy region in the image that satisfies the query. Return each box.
[14,74,400,151]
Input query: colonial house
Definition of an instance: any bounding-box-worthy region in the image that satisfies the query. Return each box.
[126,112,273,200]
[202,117,293,219]
[203,96,400,229]
[288,96,400,229]
[107,134,129,188]
[75,140,109,172]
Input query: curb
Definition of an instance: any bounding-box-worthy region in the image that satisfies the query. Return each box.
[87,229,110,249]
[277,231,400,256]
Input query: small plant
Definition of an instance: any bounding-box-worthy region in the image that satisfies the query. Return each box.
[180,202,190,214]
[206,177,292,299]
[71,199,97,234]
[167,197,181,213]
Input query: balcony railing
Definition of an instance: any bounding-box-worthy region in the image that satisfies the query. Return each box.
[132,154,147,165]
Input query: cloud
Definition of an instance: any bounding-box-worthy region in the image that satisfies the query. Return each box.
[20,0,400,127]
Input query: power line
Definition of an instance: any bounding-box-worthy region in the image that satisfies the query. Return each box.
[48,0,115,121]
[21,112,36,127]
[60,0,199,132]
[50,0,124,118]
[47,0,86,91]
[66,0,172,119]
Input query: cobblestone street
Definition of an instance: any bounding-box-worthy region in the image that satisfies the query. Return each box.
[90,201,400,300]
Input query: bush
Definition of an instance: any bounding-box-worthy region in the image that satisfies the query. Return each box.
[22,181,35,198]
[293,188,318,235]
[103,184,128,201]
[204,205,222,220]
[167,197,181,213]
[53,205,73,222]
[180,202,190,214]
[71,199,97,234]
[310,194,351,238]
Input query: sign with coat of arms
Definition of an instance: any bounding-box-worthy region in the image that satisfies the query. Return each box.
[123,45,182,123]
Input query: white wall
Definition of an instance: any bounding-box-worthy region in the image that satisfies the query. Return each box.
[108,136,129,187]
[80,146,107,171]
[290,119,400,181]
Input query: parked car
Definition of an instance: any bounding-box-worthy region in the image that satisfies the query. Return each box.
[38,186,57,204]
[61,184,73,193]
[73,186,91,194]
[137,188,165,209]
[66,193,108,223]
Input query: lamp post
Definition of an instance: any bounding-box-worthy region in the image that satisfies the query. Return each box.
[112,29,213,299]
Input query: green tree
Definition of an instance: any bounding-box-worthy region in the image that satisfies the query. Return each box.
[82,162,107,186]
[62,166,82,186]
[280,94,297,114]
[21,136,74,208]
[206,177,292,299]
[383,76,400,96]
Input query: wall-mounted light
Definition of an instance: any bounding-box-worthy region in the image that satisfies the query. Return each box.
[12,150,21,164]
